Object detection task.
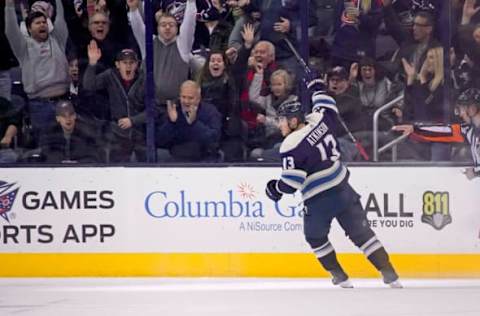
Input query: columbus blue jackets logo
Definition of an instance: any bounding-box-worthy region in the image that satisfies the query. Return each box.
[0,181,20,223]
[164,0,186,23]
[411,0,436,13]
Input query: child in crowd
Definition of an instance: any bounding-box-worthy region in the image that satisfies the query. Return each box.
[249,68,298,161]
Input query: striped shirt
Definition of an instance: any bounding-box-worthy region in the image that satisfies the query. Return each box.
[413,123,480,173]
[461,124,480,173]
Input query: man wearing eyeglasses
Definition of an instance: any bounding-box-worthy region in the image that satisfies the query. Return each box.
[382,0,440,77]
[83,12,119,69]
[127,0,197,109]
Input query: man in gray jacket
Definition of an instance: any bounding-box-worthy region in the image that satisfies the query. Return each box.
[4,0,69,145]
[127,0,196,108]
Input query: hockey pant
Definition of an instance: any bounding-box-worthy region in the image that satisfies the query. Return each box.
[302,185,397,280]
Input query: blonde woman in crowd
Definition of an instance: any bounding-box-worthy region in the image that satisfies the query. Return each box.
[402,46,452,160]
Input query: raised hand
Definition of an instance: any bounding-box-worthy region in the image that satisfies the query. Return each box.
[449,47,456,67]
[225,47,238,64]
[0,135,12,147]
[74,0,83,17]
[127,0,140,11]
[349,62,359,81]
[20,2,28,19]
[241,23,255,49]
[166,100,178,123]
[401,58,416,85]
[462,0,480,24]
[418,62,431,84]
[96,0,107,13]
[87,40,102,65]
[382,0,392,7]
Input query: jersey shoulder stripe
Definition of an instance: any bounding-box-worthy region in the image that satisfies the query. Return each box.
[311,92,338,114]
[279,112,324,153]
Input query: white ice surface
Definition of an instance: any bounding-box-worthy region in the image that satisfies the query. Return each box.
[1,278,479,316]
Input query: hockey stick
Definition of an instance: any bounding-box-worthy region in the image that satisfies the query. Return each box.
[336,115,370,161]
[282,37,315,84]
[282,37,370,161]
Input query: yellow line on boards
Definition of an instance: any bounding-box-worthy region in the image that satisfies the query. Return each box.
[1,253,480,277]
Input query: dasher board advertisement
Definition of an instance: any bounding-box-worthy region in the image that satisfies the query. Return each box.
[0,167,479,254]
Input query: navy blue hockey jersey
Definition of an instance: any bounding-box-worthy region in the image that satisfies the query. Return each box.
[276,92,348,202]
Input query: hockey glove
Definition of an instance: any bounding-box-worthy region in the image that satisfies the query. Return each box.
[303,68,326,94]
[306,78,327,95]
[265,179,282,202]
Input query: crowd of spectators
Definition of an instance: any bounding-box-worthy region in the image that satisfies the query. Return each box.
[0,0,479,164]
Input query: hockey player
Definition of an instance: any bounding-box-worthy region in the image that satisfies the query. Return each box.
[265,84,402,288]
[393,87,480,180]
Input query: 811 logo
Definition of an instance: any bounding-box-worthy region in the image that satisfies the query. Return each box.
[0,181,20,223]
[421,191,451,230]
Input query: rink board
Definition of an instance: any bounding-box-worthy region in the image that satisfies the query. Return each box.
[0,167,479,277]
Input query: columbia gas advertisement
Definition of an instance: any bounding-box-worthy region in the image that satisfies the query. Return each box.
[0,167,479,253]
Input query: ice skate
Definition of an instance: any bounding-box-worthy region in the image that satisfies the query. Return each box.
[382,270,402,288]
[331,270,353,288]
[334,278,354,288]
[386,279,403,288]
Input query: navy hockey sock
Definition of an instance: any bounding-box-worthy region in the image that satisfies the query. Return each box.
[317,252,350,284]
[367,247,399,283]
